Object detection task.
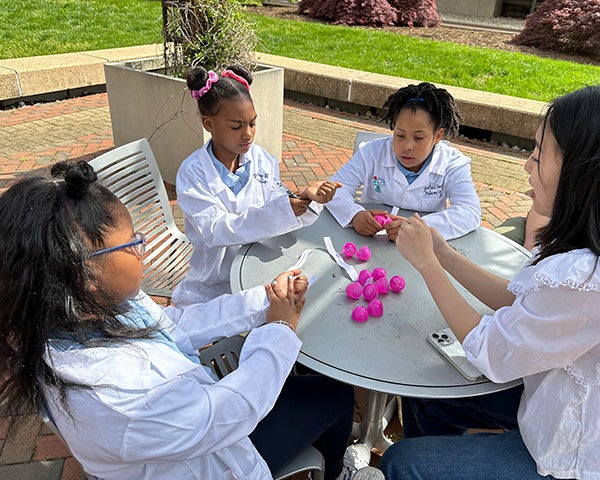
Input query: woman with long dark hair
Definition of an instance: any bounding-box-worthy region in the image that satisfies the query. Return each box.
[381,85,600,479]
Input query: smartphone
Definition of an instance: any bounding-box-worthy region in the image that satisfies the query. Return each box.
[427,328,486,382]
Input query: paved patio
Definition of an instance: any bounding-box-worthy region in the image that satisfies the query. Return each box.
[0,92,533,480]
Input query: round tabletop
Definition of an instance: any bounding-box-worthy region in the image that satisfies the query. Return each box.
[231,207,530,398]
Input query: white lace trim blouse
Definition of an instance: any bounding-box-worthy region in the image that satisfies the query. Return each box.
[463,248,600,480]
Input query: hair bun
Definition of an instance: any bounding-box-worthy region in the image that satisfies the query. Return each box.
[50,161,98,198]
[186,66,209,91]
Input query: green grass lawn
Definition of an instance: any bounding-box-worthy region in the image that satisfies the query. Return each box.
[249,14,600,102]
[0,0,163,58]
[2,0,599,102]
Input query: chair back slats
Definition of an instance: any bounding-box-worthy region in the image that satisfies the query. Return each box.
[89,139,193,298]
[198,335,325,480]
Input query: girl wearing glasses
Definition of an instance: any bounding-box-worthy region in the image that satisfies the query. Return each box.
[0,161,374,480]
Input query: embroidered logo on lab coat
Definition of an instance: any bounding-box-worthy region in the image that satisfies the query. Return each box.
[424,184,443,197]
[371,176,385,193]
[253,172,269,184]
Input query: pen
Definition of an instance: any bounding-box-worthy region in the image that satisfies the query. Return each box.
[277,181,319,215]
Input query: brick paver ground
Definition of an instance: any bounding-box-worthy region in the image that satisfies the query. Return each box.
[0,93,533,480]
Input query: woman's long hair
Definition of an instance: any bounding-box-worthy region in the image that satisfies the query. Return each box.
[0,161,155,416]
[534,85,600,264]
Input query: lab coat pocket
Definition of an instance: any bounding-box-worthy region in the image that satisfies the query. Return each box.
[222,461,265,480]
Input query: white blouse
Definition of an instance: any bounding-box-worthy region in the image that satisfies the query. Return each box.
[464,248,600,480]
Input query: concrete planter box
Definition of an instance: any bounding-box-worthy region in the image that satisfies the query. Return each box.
[104,58,284,184]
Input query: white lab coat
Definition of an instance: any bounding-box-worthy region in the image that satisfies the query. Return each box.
[44,289,301,480]
[325,138,481,239]
[173,142,321,306]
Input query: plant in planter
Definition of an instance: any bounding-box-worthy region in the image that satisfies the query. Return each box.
[104,0,283,184]
[161,0,258,77]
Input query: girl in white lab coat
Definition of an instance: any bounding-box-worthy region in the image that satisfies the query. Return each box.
[173,65,342,305]
[326,82,481,240]
[0,161,380,480]
[381,86,600,479]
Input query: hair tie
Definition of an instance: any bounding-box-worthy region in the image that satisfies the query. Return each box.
[407,97,425,103]
[190,70,219,99]
[221,69,250,92]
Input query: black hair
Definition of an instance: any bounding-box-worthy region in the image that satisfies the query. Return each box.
[534,85,600,264]
[187,64,253,116]
[0,161,156,417]
[381,82,462,137]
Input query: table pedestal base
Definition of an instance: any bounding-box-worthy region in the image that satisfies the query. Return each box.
[352,391,397,452]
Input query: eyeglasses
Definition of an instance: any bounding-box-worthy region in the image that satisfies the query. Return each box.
[89,232,147,258]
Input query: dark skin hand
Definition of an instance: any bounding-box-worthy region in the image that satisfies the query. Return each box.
[351,209,395,236]
[265,269,307,330]
[301,181,343,204]
[289,181,343,216]
[290,197,311,216]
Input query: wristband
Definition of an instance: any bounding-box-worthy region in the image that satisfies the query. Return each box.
[273,319,295,331]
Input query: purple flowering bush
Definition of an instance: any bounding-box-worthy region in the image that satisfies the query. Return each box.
[298,0,440,27]
[513,0,600,61]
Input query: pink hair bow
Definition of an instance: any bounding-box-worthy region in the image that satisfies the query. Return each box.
[190,70,219,100]
[221,69,250,91]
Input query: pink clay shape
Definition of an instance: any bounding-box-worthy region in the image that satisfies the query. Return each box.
[362,283,378,301]
[390,275,406,292]
[358,269,373,285]
[373,214,392,227]
[356,245,371,261]
[375,277,390,294]
[342,242,357,258]
[367,299,384,317]
[372,267,387,280]
[351,305,369,323]
[345,281,363,299]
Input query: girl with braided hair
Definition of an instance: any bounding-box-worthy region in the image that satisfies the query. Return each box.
[326,82,481,240]
[173,65,342,306]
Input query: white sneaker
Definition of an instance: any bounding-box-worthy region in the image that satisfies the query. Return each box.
[335,444,385,480]
[344,443,372,471]
[338,466,385,480]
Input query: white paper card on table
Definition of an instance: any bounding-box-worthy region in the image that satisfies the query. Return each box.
[323,236,359,281]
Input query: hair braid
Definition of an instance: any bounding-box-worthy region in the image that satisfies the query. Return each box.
[382,82,462,137]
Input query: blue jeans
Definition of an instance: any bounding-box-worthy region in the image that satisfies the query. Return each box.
[380,385,560,480]
[250,374,354,480]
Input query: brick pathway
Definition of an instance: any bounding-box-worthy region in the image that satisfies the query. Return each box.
[0,93,533,480]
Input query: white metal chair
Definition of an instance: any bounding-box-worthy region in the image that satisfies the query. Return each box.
[39,397,99,480]
[199,335,326,480]
[89,138,193,299]
[353,131,389,153]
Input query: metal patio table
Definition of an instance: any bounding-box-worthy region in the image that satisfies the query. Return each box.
[231,206,530,451]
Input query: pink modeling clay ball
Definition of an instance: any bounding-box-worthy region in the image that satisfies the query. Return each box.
[389,275,406,293]
[358,269,373,285]
[345,281,363,299]
[356,245,371,261]
[373,214,392,227]
[375,277,390,294]
[371,267,387,281]
[367,299,384,317]
[362,283,378,301]
[351,305,369,323]
[342,242,357,258]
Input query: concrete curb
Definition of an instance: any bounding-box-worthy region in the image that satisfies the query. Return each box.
[1,45,546,144]
[0,45,162,100]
